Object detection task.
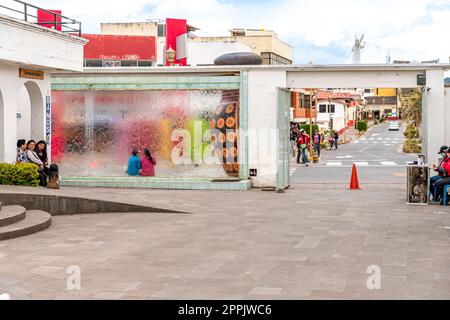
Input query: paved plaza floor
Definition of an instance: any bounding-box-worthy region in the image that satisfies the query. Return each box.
[0,183,449,300]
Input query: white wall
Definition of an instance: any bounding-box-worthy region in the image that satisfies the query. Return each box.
[0,14,86,72]
[247,70,287,187]
[157,37,166,66]
[423,70,445,164]
[0,14,85,163]
[187,41,252,66]
[287,70,421,89]
[16,85,31,140]
[0,64,50,163]
[445,87,450,149]
[0,88,3,162]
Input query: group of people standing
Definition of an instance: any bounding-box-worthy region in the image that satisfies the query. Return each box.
[290,125,339,166]
[16,139,59,188]
[127,148,157,177]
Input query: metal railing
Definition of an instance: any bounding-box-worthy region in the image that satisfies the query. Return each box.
[0,0,82,37]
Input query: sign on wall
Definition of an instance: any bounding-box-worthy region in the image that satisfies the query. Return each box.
[19,68,44,80]
[45,96,51,146]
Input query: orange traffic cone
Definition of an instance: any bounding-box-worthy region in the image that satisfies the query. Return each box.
[349,164,361,190]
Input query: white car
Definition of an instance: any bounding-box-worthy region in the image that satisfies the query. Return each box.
[388,121,400,131]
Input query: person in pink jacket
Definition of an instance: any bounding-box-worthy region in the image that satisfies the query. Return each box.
[140,148,156,177]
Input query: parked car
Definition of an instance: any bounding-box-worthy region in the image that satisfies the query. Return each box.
[388,121,400,131]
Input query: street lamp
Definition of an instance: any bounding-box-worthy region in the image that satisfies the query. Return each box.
[166,45,176,66]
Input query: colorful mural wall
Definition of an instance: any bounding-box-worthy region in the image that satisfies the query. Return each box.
[51,90,240,178]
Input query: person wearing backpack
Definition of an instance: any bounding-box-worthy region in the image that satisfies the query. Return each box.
[313,130,323,158]
[297,129,310,166]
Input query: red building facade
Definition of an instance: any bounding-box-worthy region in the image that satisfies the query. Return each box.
[82,34,157,67]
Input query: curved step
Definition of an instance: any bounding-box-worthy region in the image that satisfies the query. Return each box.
[0,205,26,227]
[0,210,52,241]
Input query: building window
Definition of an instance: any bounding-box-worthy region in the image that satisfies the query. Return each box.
[84,59,102,67]
[329,104,335,113]
[319,104,327,113]
[300,94,312,109]
[121,60,138,67]
[260,52,292,65]
[138,60,153,67]
[157,24,166,37]
[102,60,121,67]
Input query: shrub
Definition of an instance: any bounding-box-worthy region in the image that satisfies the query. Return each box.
[357,121,368,132]
[299,124,320,137]
[404,124,419,139]
[403,139,422,153]
[0,163,39,187]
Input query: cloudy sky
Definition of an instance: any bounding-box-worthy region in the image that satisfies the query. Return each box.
[6,0,450,64]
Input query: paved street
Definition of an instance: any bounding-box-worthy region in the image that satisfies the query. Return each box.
[0,182,449,300]
[0,122,449,300]
[290,123,417,185]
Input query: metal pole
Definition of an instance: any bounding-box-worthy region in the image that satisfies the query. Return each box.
[24,3,27,21]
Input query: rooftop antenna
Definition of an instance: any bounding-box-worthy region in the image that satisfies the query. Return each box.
[352,34,365,64]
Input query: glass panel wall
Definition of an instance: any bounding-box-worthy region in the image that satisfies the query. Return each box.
[51,89,240,178]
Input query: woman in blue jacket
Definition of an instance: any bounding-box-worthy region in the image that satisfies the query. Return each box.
[127,149,141,176]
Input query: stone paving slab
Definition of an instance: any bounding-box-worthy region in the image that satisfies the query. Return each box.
[0,184,449,300]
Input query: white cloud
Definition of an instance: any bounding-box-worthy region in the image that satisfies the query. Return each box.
[17,0,450,64]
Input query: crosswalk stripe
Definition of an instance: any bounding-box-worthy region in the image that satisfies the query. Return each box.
[354,162,369,166]
[380,161,397,166]
[327,162,342,166]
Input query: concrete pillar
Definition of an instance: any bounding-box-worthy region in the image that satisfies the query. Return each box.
[247,70,287,188]
[0,82,19,163]
[423,70,445,164]
[445,87,450,146]
[0,89,3,162]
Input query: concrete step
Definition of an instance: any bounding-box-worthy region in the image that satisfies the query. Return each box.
[0,210,52,241]
[0,205,27,227]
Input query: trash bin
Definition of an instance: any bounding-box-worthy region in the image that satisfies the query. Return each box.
[406,165,429,205]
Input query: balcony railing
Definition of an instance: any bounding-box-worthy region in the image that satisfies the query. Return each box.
[0,0,81,37]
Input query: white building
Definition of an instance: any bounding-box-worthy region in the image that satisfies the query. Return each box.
[187,41,252,66]
[0,11,86,163]
[316,100,346,132]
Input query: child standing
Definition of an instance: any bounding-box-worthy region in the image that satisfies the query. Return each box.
[47,164,60,189]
